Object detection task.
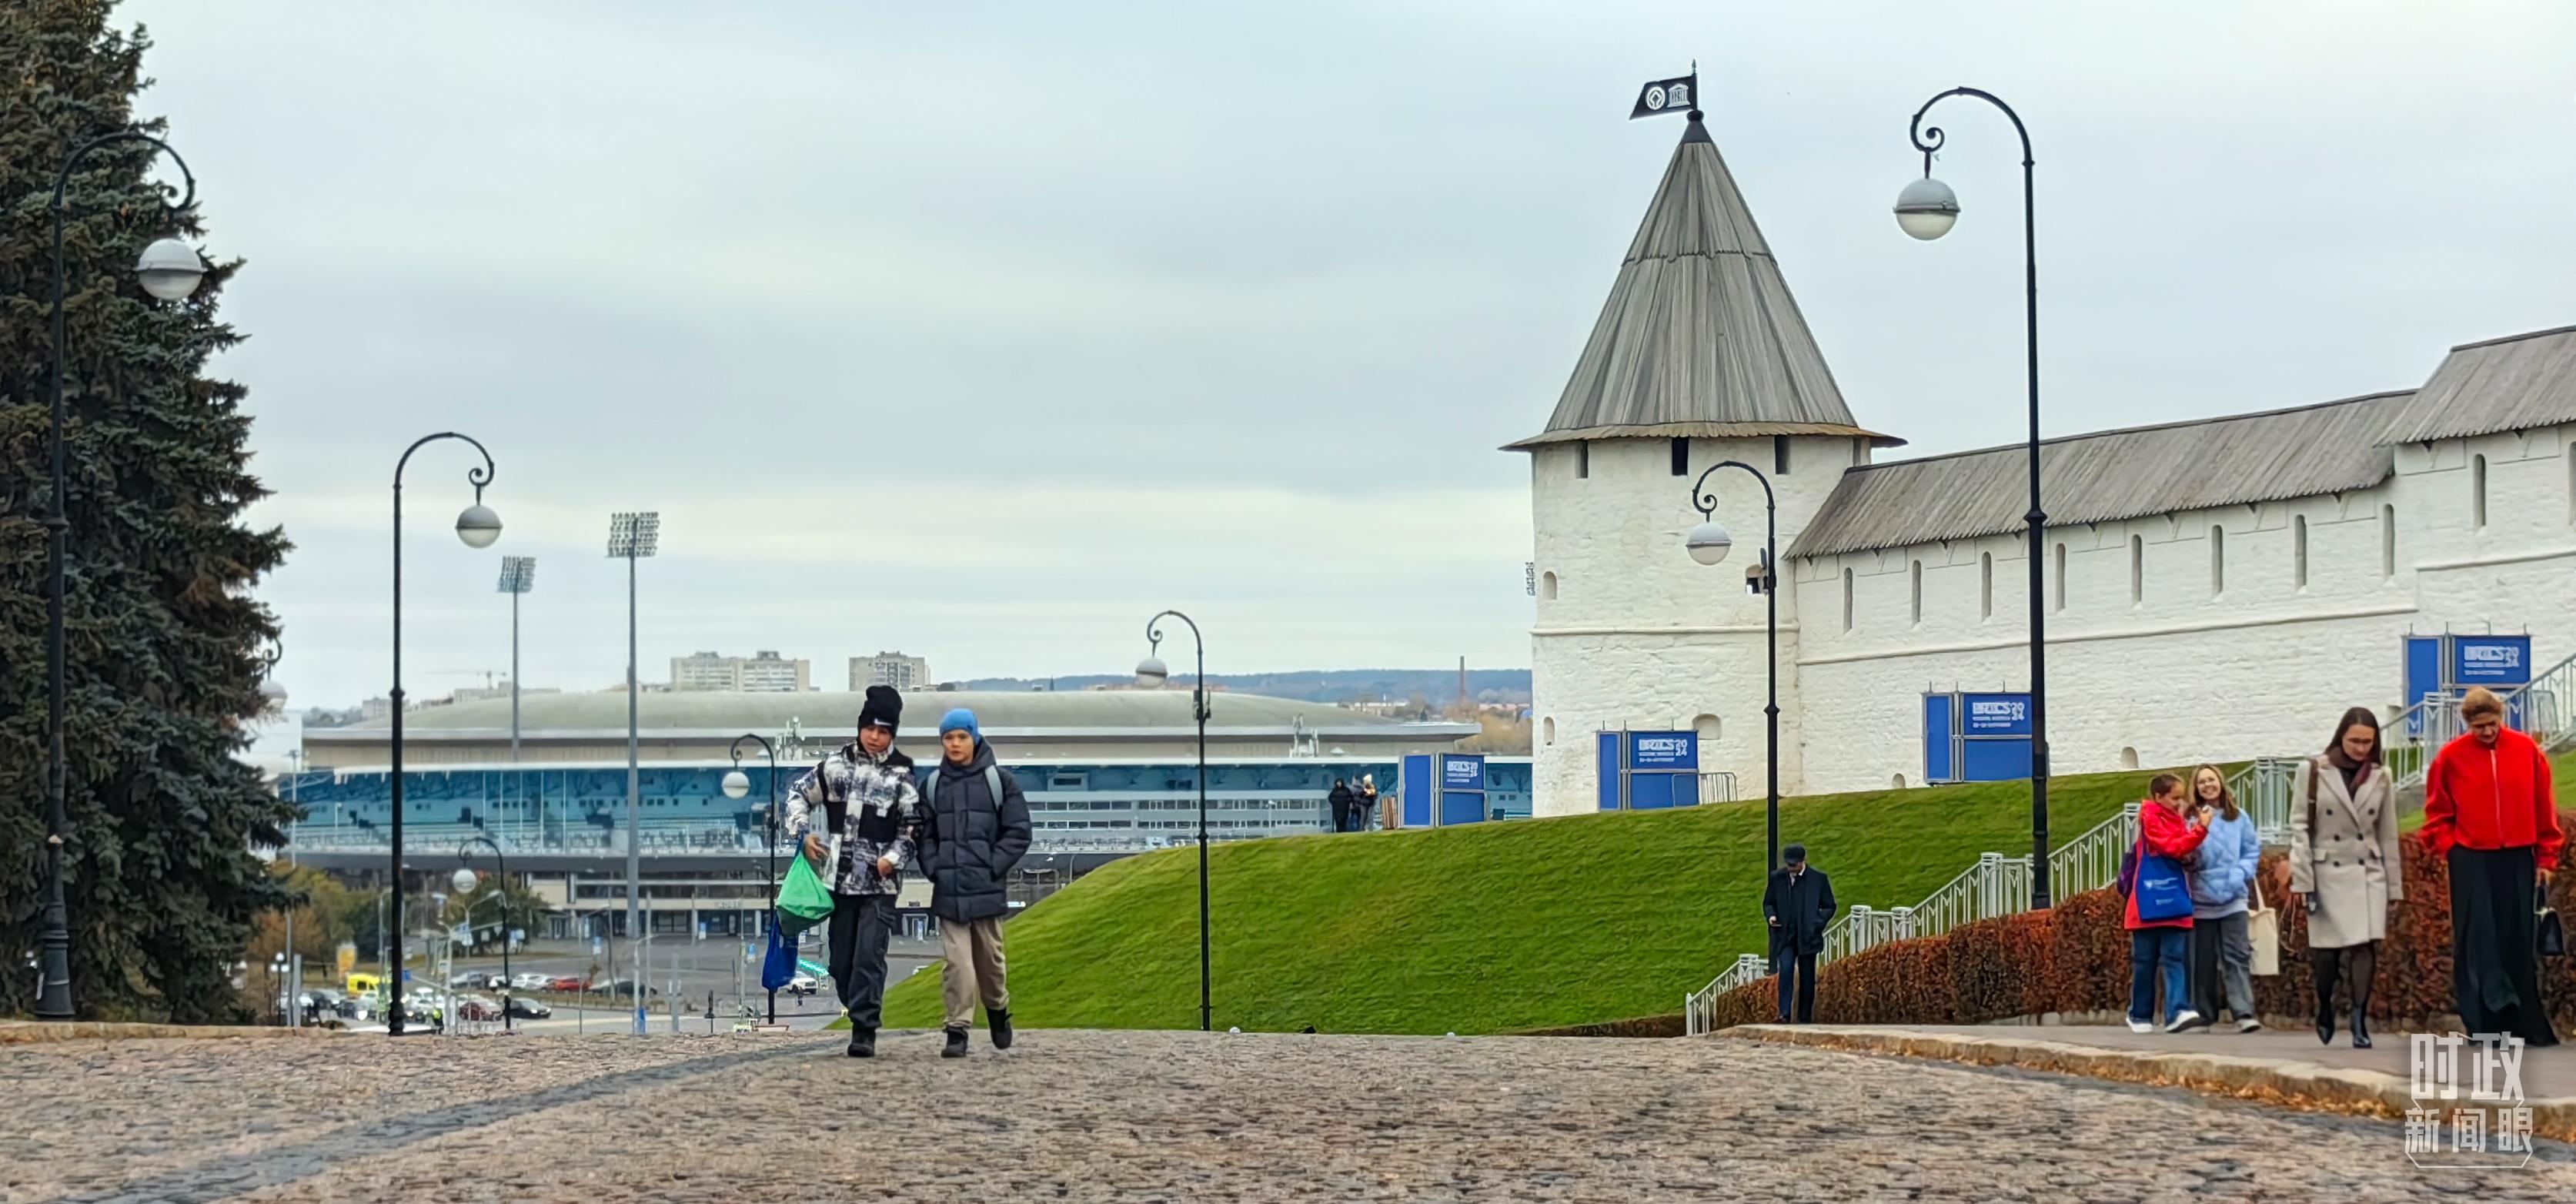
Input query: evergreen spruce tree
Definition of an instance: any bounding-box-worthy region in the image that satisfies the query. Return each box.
[2,0,292,1020]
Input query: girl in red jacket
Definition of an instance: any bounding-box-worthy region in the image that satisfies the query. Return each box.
[2126,772,2213,1033]
[2421,687,2564,1046]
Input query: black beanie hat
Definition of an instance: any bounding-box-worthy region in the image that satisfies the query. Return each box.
[859,685,903,733]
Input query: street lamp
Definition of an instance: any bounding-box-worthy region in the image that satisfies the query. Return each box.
[723,733,779,1025]
[389,433,502,1035]
[607,511,660,1035]
[498,557,536,841]
[1135,611,1211,1032]
[34,129,205,1021]
[1682,461,1779,876]
[456,835,512,1031]
[1897,87,2052,907]
[256,640,287,713]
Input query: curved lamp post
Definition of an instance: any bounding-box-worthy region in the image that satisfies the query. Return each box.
[35,130,207,1021]
[454,834,510,1031]
[389,434,502,1034]
[722,733,780,1025]
[1896,87,2051,908]
[1683,461,1779,875]
[1135,611,1210,1032]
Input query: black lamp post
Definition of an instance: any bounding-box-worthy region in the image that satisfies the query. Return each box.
[1683,461,1779,875]
[456,835,511,1031]
[1136,611,1210,1032]
[389,434,503,1034]
[33,130,207,1020]
[722,734,780,1025]
[1895,88,2052,908]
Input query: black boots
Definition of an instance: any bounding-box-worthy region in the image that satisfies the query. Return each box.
[2352,1012,2373,1050]
[846,1027,875,1059]
[942,1026,970,1059]
[988,1008,1014,1052]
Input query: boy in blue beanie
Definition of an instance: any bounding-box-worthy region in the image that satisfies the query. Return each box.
[918,706,1031,1056]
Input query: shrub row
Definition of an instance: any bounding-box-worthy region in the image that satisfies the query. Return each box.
[1705,820,2576,1034]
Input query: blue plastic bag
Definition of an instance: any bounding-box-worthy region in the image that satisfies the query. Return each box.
[761,915,796,992]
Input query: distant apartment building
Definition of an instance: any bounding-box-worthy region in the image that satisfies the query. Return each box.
[851,652,930,691]
[671,650,811,693]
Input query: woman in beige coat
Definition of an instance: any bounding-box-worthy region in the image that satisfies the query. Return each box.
[2288,706,2402,1049]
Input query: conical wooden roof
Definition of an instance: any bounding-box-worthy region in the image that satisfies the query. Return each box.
[1510,115,1891,449]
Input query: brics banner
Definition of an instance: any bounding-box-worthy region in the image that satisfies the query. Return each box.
[1628,731,1698,771]
[1962,693,2033,737]
[2452,634,2531,686]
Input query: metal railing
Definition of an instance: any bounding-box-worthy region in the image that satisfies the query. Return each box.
[2512,650,2576,753]
[1699,771,1740,804]
[1682,953,1772,1035]
[2234,758,2298,847]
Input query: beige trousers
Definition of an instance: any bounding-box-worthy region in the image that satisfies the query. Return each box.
[938,915,1008,1028]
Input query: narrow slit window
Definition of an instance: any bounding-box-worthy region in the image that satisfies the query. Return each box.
[2293,515,2309,589]
[1908,560,1923,625]
[2210,525,2226,597]
[2473,453,2488,528]
[1773,435,1789,476]
[1841,567,1855,632]
[2381,504,2397,578]
[2129,534,2143,604]
[1669,437,1689,477]
[1980,552,1993,620]
[1575,442,1588,480]
[2052,543,2067,614]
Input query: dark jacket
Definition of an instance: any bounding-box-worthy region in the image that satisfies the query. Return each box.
[1762,866,1837,955]
[917,740,1033,922]
[1327,784,1355,822]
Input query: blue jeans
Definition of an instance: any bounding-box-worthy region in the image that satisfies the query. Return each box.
[2129,928,2190,1025]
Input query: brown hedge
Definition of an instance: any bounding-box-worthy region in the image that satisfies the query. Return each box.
[1702,820,2576,1034]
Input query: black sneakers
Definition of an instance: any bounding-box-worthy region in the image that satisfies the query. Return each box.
[988,1008,1014,1051]
[845,1027,875,1059]
[941,1026,970,1059]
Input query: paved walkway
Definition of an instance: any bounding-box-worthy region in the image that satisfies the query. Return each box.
[4,1028,2572,1201]
[1903,1022,2576,1100]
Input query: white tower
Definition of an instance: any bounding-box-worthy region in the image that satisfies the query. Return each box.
[1511,111,1897,817]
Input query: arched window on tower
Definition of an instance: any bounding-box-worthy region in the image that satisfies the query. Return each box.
[1541,571,1557,601]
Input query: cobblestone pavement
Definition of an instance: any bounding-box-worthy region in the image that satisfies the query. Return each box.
[4,1029,2572,1202]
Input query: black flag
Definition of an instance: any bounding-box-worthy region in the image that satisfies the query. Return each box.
[1629,72,1698,119]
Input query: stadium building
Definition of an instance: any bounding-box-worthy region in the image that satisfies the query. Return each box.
[285,691,1507,938]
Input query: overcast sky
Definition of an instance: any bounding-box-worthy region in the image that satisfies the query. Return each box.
[120,0,2576,744]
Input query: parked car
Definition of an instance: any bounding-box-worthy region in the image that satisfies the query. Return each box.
[453,994,501,1022]
[510,973,551,992]
[588,978,656,999]
[546,975,586,992]
[446,971,481,988]
[505,997,553,1020]
[783,975,822,998]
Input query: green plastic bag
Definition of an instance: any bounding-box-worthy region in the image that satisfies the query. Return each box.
[775,851,834,938]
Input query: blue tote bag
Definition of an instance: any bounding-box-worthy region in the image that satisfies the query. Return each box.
[2124,831,2194,923]
[760,915,797,992]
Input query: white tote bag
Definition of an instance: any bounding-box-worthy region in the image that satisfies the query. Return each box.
[2248,873,2280,977]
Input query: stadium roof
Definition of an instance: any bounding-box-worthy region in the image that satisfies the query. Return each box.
[1789,390,2413,560]
[310,689,1459,741]
[1507,112,1896,451]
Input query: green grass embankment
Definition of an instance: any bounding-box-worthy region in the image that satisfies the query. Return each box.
[879,765,2180,1035]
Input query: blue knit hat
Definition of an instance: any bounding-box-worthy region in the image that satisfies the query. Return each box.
[938,707,980,741]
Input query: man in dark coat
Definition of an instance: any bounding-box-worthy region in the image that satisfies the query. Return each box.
[1327,778,1355,832]
[1762,844,1836,1024]
[918,707,1033,1058]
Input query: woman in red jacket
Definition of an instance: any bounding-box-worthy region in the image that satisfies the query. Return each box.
[2421,687,2564,1047]
[2126,772,2213,1033]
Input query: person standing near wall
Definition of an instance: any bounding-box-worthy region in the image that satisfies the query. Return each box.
[2291,707,2401,1049]
[1761,844,1836,1024]
[2124,773,2212,1034]
[2184,764,2262,1032]
[1327,778,1355,834]
[2421,687,2562,1048]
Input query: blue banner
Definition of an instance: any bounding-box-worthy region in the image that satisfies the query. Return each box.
[1442,754,1485,791]
[2451,634,2531,686]
[1625,731,1697,771]
[1962,692,2033,737]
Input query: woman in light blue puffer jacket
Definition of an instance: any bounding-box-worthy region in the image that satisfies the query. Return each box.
[2184,764,2264,1032]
